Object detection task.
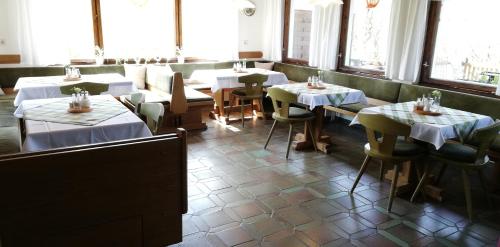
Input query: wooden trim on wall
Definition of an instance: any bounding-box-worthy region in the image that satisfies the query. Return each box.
[0,54,21,64]
[91,0,104,48]
[238,51,263,59]
[175,0,182,48]
[337,0,350,70]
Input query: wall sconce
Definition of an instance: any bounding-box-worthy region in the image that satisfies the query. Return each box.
[236,0,256,16]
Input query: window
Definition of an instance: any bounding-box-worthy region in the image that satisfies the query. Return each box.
[339,0,392,73]
[283,0,314,64]
[181,0,239,61]
[19,0,95,65]
[100,0,176,59]
[422,0,500,92]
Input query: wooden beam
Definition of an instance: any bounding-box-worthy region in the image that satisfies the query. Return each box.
[0,54,21,64]
[175,0,182,48]
[238,51,263,59]
[91,0,104,48]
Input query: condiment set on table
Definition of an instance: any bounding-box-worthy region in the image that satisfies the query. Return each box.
[64,65,81,82]
[233,59,247,73]
[68,88,92,113]
[414,91,442,116]
[307,71,326,89]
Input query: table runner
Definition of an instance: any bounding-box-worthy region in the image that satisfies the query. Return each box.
[351,102,495,149]
[273,83,368,109]
[23,98,129,126]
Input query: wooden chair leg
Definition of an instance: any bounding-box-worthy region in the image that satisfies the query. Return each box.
[240,99,245,127]
[462,169,473,221]
[379,161,385,181]
[259,99,266,120]
[286,123,293,159]
[350,156,371,194]
[411,163,429,203]
[264,120,278,149]
[226,95,233,120]
[434,163,448,186]
[306,120,317,152]
[388,164,400,212]
[477,169,493,208]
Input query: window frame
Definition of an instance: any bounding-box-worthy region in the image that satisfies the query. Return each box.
[282,0,311,66]
[419,1,497,95]
[336,0,386,78]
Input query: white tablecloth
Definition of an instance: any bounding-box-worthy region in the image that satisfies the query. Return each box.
[273,83,368,110]
[350,102,495,149]
[189,68,289,92]
[15,95,152,152]
[14,73,137,106]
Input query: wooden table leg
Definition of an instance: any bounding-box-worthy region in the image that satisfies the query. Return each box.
[293,107,331,153]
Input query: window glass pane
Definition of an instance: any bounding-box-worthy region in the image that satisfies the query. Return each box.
[287,0,313,61]
[344,0,392,71]
[182,0,238,61]
[100,0,175,59]
[431,0,500,86]
[25,0,95,64]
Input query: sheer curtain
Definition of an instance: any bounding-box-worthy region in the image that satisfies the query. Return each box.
[182,0,239,61]
[385,0,429,83]
[308,3,342,70]
[262,0,284,61]
[16,0,95,65]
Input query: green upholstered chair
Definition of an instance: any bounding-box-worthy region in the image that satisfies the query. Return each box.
[411,122,500,220]
[129,92,146,114]
[139,103,165,135]
[226,74,268,127]
[59,82,109,95]
[351,113,426,212]
[264,87,317,159]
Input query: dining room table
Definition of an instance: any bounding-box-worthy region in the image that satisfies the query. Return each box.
[14,94,152,152]
[272,82,368,153]
[13,73,137,106]
[189,68,289,119]
[350,101,495,199]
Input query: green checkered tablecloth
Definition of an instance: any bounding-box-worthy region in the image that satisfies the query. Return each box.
[373,102,486,141]
[23,98,129,126]
[276,83,359,107]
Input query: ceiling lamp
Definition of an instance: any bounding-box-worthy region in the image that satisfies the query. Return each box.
[308,0,344,7]
[366,0,380,8]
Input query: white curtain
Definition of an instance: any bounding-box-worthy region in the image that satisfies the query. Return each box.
[385,0,430,83]
[262,0,284,61]
[16,0,95,65]
[308,3,342,70]
[182,0,239,61]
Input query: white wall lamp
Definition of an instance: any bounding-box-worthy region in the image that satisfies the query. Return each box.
[236,0,256,16]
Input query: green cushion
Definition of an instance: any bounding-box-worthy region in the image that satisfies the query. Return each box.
[288,107,314,118]
[184,87,213,102]
[431,143,477,163]
[339,103,368,113]
[348,76,401,103]
[273,63,318,82]
[0,65,125,88]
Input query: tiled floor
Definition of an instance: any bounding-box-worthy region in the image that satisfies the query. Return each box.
[172,116,500,247]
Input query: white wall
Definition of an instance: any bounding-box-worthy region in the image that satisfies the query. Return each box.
[238,0,265,52]
[0,0,19,54]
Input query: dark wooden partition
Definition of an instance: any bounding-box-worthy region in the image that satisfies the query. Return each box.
[0,131,187,247]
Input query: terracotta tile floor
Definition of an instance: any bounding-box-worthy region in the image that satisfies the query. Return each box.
[170,117,500,247]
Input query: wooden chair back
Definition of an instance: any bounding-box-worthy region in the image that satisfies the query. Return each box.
[266,87,298,119]
[358,113,411,157]
[60,82,109,95]
[238,74,269,97]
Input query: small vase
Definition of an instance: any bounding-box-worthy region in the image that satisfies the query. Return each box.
[96,56,104,65]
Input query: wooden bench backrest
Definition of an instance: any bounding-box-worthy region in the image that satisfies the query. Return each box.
[0,131,187,247]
